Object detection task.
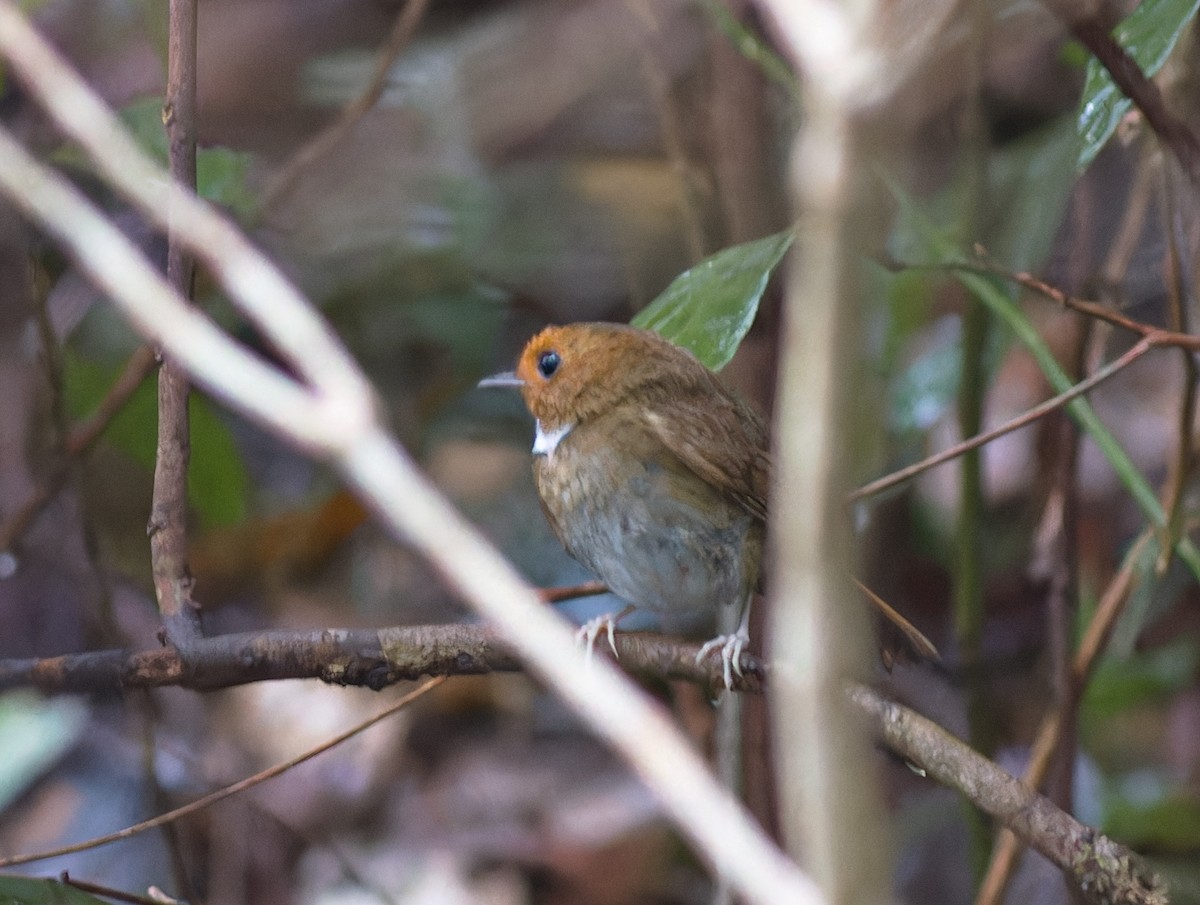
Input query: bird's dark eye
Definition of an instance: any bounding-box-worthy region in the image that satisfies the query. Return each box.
[537,350,561,379]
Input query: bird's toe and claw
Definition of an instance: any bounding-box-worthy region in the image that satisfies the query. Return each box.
[696,630,750,690]
[576,614,621,662]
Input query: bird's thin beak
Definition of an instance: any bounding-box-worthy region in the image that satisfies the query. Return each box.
[478,370,524,389]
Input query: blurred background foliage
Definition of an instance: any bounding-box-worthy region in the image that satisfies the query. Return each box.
[0,0,1199,902]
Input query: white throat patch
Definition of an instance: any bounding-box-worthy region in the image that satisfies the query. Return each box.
[533,420,573,457]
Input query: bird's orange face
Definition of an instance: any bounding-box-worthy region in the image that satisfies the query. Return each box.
[511,325,604,431]
[481,321,723,444]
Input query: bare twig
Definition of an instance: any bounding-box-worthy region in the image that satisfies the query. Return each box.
[61,874,178,905]
[0,678,446,868]
[150,0,202,647]
[0,9,816,902]
[901,254,1200,348]
[539,580,608,603]
[1156,163,1198,570]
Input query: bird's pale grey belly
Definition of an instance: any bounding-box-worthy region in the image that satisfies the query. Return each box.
[535,451,755,620]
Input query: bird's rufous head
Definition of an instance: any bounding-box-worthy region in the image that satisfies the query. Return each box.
[480,322,706,432]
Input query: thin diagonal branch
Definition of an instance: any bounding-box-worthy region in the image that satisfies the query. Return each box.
[849,684,1166,905]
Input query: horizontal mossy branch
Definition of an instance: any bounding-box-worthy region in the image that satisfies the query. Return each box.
[0,624,765,694]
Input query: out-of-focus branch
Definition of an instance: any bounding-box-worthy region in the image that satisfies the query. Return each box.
[0,8,817,903]
[849,684,1167,905]
[0,625,765,695]
[755,0,890,900]
[261,0,430,209]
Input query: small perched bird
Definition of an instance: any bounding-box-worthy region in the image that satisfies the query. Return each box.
[480,322,769,686]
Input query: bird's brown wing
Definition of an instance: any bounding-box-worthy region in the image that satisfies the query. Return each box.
[641,380,770,524]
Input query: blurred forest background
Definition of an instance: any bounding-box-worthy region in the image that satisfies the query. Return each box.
[0,0,1199,903]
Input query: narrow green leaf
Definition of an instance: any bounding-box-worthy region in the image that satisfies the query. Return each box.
[633,230,794,371]
[186,394,250,528]
[1077,0,1200,168]
[983,117,1081,273]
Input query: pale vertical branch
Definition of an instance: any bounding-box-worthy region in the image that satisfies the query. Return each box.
[150,0,202,647]
[756,0,891,899]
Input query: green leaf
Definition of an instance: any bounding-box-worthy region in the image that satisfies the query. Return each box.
[186,393,250,528]
[887,320,963,437]
[1108,533,1198,656]
[0,693,86,813]
[1077,0,1200,168]
[633,230,794,371]
[0,875,113,905]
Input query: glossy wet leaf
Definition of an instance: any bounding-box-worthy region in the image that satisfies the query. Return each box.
[633,230,793,371]
[1077,0,1200,168]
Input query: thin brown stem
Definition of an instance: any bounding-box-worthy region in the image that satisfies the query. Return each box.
[539,580,608,603]
[151,0,202,647]
[1156,163,1197,571]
